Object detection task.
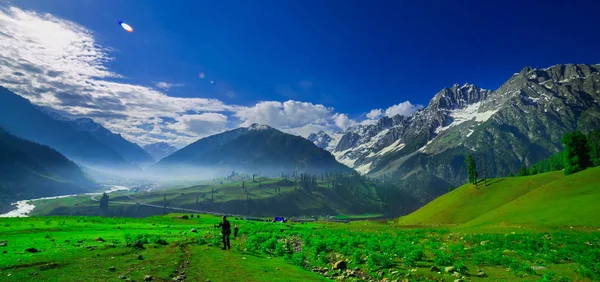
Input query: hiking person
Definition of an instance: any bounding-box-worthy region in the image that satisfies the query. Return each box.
[214,216,231,250]
[234,224,239,238]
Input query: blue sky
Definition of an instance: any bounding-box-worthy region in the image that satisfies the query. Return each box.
[1,0,599,147]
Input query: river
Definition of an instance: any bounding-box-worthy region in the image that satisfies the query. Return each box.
[0,185,130,218]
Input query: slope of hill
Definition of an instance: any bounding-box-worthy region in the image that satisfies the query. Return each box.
[155,124,353,178]
[34,173,383,217]
[397,167,600,229]
[0,127,94,212]
[143,142,178,161]
[0,87,137,172]
[68,118,155,166]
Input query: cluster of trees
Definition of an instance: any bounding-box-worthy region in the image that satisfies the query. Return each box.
[513,130,600,177]
[297,173,318,192]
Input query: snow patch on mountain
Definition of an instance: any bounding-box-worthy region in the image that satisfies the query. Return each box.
[435,102,498,135]
[355,162,373,174]
[248,123,271,130]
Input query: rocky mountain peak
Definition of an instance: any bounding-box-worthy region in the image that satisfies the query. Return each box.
[308,130,334,150]
[428,83,491,110]
[248,123,273,131]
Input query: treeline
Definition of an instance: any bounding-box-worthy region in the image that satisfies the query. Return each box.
[514,130,600,177]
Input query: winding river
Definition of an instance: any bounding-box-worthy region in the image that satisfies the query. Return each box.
[0,185,130,218]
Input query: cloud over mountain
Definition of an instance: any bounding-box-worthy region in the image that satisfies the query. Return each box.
[0,6,419,147]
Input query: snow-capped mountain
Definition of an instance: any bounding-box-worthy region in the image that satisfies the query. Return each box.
[307,130,340,152]
[314,83,492,175]
[308,64,600,207]
[143,142,178,161]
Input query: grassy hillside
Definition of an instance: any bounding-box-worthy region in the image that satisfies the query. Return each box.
[397,167,600,230]
[29,175,383,217]
[1,214,599,281]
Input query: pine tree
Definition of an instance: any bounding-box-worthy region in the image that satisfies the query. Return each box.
[518,165,528,176]
[99,193,109,213]
[481,155,487,187]
[465,155,477,186]
[562,131,592,175]
[588,130,600,167]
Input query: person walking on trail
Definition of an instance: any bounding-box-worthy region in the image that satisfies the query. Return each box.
[233,224,239,238]
[214,216,231,250]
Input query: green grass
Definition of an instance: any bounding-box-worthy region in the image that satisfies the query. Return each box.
[397,167,600,231]
[1,214,598,281]
[333,213,383,220]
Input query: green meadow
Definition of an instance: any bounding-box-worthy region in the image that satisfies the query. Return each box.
[2,168,600,281]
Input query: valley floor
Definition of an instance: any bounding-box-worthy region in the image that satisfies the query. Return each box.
[1,214,598,282]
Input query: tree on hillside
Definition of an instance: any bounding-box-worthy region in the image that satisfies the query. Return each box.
[562,131,592,175]
[518,165,528,176]
[465,155,477,186]
[588,130,600,167]
[99,192,109,213]
[481,155,487,187]
[508,172,515,177]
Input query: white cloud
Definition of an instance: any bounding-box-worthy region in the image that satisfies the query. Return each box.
[155,81,184,90]
[384,101,423,117]
[0,6,236,147]
[366,109,383,119]
[168,113,228,135]
[332,113,357,130]
[0,6,422,148]
[235,100,331,128]
[360,101,422,126]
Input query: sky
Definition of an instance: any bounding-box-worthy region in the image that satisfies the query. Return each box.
[1,0,599,148]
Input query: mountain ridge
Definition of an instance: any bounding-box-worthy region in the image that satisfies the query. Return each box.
[0,87,138,173]
[155,123,353,178]
[68,117,155,167]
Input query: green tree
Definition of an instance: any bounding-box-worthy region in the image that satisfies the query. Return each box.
[99,192,109,213]
[518,165,528,176]
[465,155,477,186]
[528,166,539,175]
[508,172,515,177]
[587,130,600,167]
[562,131,592,175]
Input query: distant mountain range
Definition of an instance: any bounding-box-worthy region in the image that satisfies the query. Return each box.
[154,124,353,178]
[68,118,155,167]
[308,64,600,212]
[0,87,138,173]
[0,127,94,212]
[143,142,178,161]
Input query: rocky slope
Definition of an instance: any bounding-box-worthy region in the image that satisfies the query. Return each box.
[309,64,600,210]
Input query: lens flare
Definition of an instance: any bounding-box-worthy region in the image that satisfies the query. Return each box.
[118,21,134,32]
[198,72,205,79]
